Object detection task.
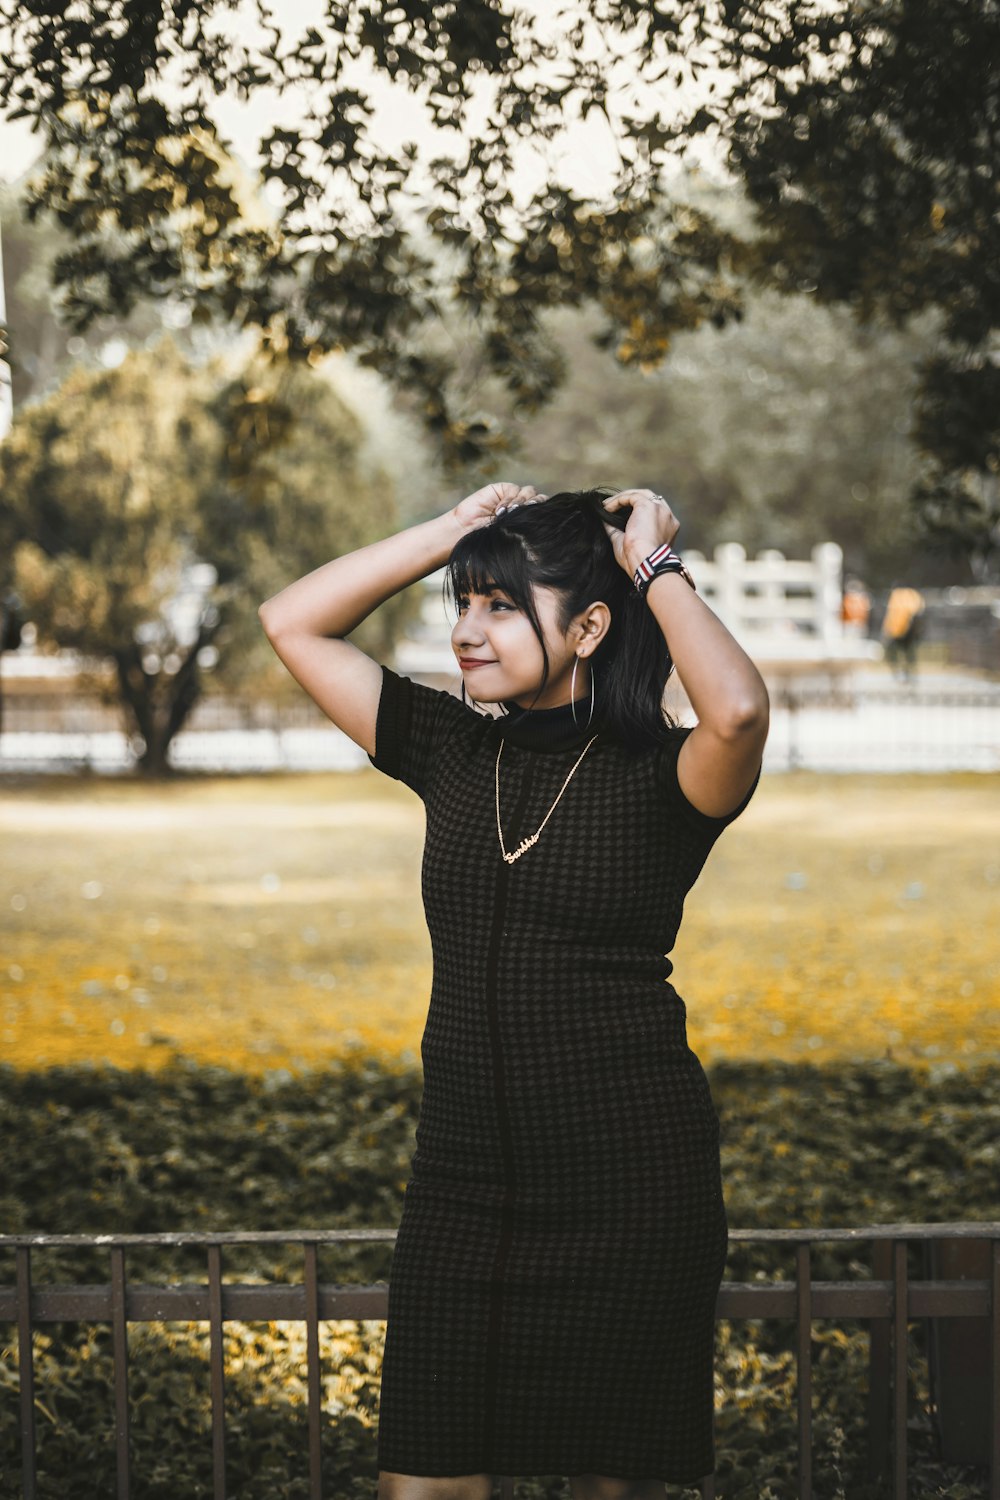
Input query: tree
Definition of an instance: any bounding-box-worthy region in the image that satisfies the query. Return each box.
[510,288,947,587]
[1,2,996,565]
[710,0,1000,574]
[0,342,412,773]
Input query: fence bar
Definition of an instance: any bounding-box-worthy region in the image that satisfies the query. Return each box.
[5,1221,997,1249]
[796,1243,812,1499]
[992,1238,999,1500]
[497,1479,514,1500]
[304,1242,323,1500]
[208,1244,227,1500]
[867,1239,891,1479]
[893,1239,908,1500]
[5,1276,995,1324]
[15,1246,36,1500]
[700,1471,716,1498]
[0,1228,399,1249]
[110,1246,131,1500]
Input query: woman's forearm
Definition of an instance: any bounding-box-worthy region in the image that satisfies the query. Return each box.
[258,510,466,640]
[645,572,770,738]
[601,488,768,744]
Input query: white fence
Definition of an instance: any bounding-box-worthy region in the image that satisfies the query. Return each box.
[683,541,870,655]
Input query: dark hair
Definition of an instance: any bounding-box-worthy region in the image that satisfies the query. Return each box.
[445,486,676,750]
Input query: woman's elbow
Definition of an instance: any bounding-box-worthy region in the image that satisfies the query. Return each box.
[258,600,284,638]
[717,688,770,742]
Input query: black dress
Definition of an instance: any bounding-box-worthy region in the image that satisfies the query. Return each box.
[368,666,759,1483]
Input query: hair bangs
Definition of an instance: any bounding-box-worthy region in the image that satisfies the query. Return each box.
[444,522,536,616]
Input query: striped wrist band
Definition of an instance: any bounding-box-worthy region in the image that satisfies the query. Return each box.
[633,545,696,598]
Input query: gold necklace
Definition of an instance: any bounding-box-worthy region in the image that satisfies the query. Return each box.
[495,734,599,864]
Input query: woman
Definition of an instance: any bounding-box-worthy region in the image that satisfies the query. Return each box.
[259,482,769,1500]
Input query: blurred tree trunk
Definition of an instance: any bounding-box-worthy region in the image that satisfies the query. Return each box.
[112,623,212,776]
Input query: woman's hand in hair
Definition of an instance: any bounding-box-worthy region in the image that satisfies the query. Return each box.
[452,482,547,534]
[601,490,680,574]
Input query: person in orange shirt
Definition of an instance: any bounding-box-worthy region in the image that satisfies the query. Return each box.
[841,578,872,637]
[882,584,925,680]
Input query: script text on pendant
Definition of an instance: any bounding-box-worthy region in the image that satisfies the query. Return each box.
[504,833,539,864]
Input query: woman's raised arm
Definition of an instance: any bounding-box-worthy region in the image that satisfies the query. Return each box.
[602,490,769,818]
[258,482,540,755]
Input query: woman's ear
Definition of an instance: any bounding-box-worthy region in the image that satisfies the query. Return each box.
[575,600,612,656]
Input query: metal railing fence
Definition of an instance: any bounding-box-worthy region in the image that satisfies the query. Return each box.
[770,680,1000,772]
[2,679,999,773]
[2,1222,998,1500]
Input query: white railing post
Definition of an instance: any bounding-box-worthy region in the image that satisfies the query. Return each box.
[757,549,788,632]
[813,542,844,646]
[714,542,747,633]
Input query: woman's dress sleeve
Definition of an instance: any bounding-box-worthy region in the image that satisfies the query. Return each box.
[654,725,761,841]
[367,664,477,801]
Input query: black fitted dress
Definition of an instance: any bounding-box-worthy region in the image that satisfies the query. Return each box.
[368,665,759,1483]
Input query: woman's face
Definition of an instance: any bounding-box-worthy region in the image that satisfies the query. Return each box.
[451,582,580,709]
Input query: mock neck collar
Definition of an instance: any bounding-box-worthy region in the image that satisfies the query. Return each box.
[494,696,600,752]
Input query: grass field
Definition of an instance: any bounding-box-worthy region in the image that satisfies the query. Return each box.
[2,769,998,1073]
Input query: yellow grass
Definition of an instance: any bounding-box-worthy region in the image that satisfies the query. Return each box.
[2,770,998,1072]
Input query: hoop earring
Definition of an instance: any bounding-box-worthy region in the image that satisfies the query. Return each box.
[570,656,596,730]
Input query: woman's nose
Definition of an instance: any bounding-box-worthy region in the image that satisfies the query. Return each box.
[452,611,486,649]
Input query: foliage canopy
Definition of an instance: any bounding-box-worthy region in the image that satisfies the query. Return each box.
[1,1,998,562]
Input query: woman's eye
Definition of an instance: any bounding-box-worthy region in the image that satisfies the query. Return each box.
[454,594,514,615]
